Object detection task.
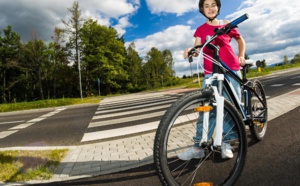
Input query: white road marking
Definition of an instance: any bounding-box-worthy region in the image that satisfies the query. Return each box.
[271,84,284,87]
[95,99,175,115]
[0,120,24,125]
[9,123,35,130]
[93,104,171,120]
[88,110,166,128]
[291,76,300,79]
[81,112,198,142]
[0,130,18,139]
[0,107,67,139]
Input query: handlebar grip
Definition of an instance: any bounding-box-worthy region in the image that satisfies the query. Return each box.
[230,13,249,27]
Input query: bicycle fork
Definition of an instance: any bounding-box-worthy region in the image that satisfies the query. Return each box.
[201,74,225,147]
[201,73,224,147]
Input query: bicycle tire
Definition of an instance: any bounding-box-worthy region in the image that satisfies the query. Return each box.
[153,90,247,186]
[249,80,268,141]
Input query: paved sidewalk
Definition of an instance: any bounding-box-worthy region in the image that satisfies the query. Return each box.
[2,88,300,185]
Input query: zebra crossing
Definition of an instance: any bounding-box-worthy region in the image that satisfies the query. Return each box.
[80,92,186,143]
[0,107,66,139]
[80,70,300,144]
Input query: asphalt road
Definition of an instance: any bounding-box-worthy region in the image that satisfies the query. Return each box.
[38,106,300,186]
[0,105,98,147]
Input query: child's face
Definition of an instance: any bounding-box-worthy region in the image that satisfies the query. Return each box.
[202,0,219,19]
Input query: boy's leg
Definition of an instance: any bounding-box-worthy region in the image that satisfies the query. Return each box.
[222,70,241,141]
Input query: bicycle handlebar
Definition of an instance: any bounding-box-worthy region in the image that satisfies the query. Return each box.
[188,13,249,61]
[230,13,249,28]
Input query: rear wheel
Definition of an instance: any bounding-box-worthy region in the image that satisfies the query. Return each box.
[249,80,268,141]
[153,90,247,186]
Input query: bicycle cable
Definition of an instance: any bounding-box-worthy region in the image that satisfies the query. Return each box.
[195,35,228,86]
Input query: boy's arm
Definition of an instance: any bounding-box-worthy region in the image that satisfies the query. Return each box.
[235,36,246,66]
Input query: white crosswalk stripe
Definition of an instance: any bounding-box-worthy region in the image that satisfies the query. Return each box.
[0,120,24,125]
[271,84,284,87]
[89,110,167,128]
[95,99,174,115]
[93,104,171,120]
[81,94,182,143]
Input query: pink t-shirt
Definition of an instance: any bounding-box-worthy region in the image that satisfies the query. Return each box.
[194,22,241,74]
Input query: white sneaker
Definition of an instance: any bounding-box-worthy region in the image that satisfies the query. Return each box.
[221,143,233,159]
[177,147,205,161]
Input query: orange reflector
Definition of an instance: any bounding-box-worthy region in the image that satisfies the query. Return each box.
[253,121,264,128]
[193,182,213,186]
[194,106,213,112]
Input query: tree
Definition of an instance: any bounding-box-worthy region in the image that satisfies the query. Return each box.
[62,1,84,98]
[0,25,22,103]
[283,55,289,65]
[162,49,175,85]
[261,59,266,68]
[143,47,165,88]
[291,53,300,64]
[80,19,127,95]
[125,42,143,91]
[48,27,69,98]
[23,32,48,100]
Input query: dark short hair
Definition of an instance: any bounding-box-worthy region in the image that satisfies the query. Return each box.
[198,0,221,14]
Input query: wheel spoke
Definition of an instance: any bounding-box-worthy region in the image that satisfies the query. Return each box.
[154,91,247,186]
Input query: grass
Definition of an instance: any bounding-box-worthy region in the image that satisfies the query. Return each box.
[247,63,300,78]
[0,97,102,113]
[0,149,68,182]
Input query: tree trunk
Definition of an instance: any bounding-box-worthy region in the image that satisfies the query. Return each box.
[38,66,44,100]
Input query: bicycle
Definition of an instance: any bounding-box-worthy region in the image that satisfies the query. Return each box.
[153,14,268,186]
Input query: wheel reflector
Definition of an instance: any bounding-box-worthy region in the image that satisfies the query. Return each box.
[194,106,213,112]
[193,182,213,186]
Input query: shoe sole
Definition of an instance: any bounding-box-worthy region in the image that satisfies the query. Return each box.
[178,154,205,161]
[221,154,234,159]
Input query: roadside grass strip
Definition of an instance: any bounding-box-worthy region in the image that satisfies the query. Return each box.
[0,149,68,182]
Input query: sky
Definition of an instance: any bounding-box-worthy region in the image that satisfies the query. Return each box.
[0,0,300,77]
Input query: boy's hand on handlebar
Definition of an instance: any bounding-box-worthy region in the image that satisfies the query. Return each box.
[183,48,199,59]
[183,48,191,59]
[239,56,246,66]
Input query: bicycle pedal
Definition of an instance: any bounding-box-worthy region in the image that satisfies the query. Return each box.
[194,106,213,112]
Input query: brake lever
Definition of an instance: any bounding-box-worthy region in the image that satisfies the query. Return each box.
[188,55,193,63]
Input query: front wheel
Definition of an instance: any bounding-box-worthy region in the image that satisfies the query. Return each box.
[249,80,268,141]
[153,90,247,186]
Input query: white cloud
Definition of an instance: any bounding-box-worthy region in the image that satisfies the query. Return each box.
[127,25,194,56]
[130,0,300,77]
[80,0,139,19]
[0,0,139,42]
[125,25,195,77]
[114,16,133,36]
[226,0,300,64]
[146,0,198,16]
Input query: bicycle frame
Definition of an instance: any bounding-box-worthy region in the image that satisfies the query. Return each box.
[199,41,267,147]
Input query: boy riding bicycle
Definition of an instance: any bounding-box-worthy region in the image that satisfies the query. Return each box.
[178,0,246,160]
